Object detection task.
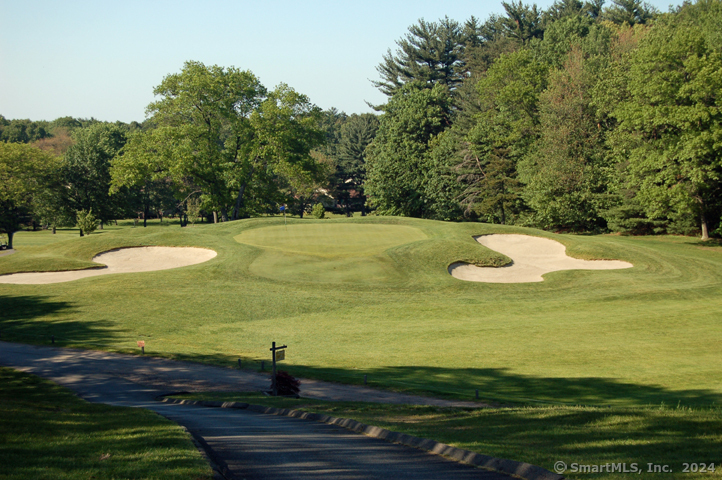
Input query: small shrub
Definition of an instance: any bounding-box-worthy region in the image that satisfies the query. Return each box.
[186,196,202,226]
[76,209,98,237]
[274,370,301,396]
[311,203,325,219]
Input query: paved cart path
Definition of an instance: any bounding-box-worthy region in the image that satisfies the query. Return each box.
[0,341,485,407]
[0,342,513,480]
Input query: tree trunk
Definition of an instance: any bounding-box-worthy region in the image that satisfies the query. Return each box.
[7,231,14,249]
[213,211,218,224]
[221,208,228,222]
[233,181,249,220]
[144,205,148,228]
[99,220,103,230]
[52,226,56,234]
[701,212,709,241]
[79,229,84,237]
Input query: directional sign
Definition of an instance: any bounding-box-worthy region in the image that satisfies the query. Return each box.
[275,349,285,361]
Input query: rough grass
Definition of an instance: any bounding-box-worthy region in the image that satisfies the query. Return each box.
[173,392,722,480]
[1,216,721,408]
[0,367,212,480]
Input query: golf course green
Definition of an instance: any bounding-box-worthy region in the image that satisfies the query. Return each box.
[1,216,721,407]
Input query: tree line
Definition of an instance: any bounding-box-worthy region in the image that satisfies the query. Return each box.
[2,0,720,248]
[364,0,722,240]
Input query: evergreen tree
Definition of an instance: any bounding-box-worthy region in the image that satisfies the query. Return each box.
[602,0,657,25]
[333,113,379,214]
[374,17,471,97]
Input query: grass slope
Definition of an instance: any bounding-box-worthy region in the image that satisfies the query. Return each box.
[1,217,721,408]
[0,366,211,480]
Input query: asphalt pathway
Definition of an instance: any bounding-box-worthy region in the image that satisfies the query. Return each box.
[0,342,511,480]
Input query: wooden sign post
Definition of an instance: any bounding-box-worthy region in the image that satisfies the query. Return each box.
[270,341,287,396]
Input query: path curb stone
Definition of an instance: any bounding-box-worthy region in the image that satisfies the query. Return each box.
[159,397,564,480]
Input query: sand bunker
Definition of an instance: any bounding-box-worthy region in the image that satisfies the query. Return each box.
[449,234,632,283]
[0,247,217,285]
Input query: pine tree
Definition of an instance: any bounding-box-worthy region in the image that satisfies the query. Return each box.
[373,17,471,97]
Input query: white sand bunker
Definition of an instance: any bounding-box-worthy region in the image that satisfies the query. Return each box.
[449,234,632,283]
[0,247,217,285]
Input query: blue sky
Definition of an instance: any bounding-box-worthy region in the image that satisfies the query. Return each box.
[1,0,680,123]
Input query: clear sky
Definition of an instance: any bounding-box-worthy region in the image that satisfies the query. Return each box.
[1,0,679,123]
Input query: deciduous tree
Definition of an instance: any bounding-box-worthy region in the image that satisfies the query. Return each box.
[612,9,722,239]
[0,143,59,248]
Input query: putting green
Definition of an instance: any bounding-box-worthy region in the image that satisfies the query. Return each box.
[234,223,427,284]
[234,224,427,258]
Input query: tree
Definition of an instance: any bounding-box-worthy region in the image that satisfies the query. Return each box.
[374,17,471,97]
[75,209,98,237]
[0,143,59,248]
[500,1,545,44]
[0,118,50,144]
[62,123,130,227]
[332,113,379,214]
[456,49,548,224]
[602,0,657,25]
[612,7,722,239]
[145,61,265,222]
[32,128,75,157]
[112,62,325,222]
[241,84,326,219]
[519,46,611,231]
[365,83,458,218]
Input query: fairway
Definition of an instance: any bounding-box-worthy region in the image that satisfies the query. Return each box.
[1,216,721,408]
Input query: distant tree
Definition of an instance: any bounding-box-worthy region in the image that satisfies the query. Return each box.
[49,116,83,133]
[62,123,130,227]
[374,17,471,97]
[0,143,59,248]
[365,83,458,218]
[332,113,379,214]
[0,119,50,144]
[602,0,657,25]
[32,128,74,157]
[500,1,545,44]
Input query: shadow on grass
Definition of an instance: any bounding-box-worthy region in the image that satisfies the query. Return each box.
[0,368,210,480]
[0,295,123,348]
[363,402,722,477]
[279,364,721,407]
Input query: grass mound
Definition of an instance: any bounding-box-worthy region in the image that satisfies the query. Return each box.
[234,223,428,257]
